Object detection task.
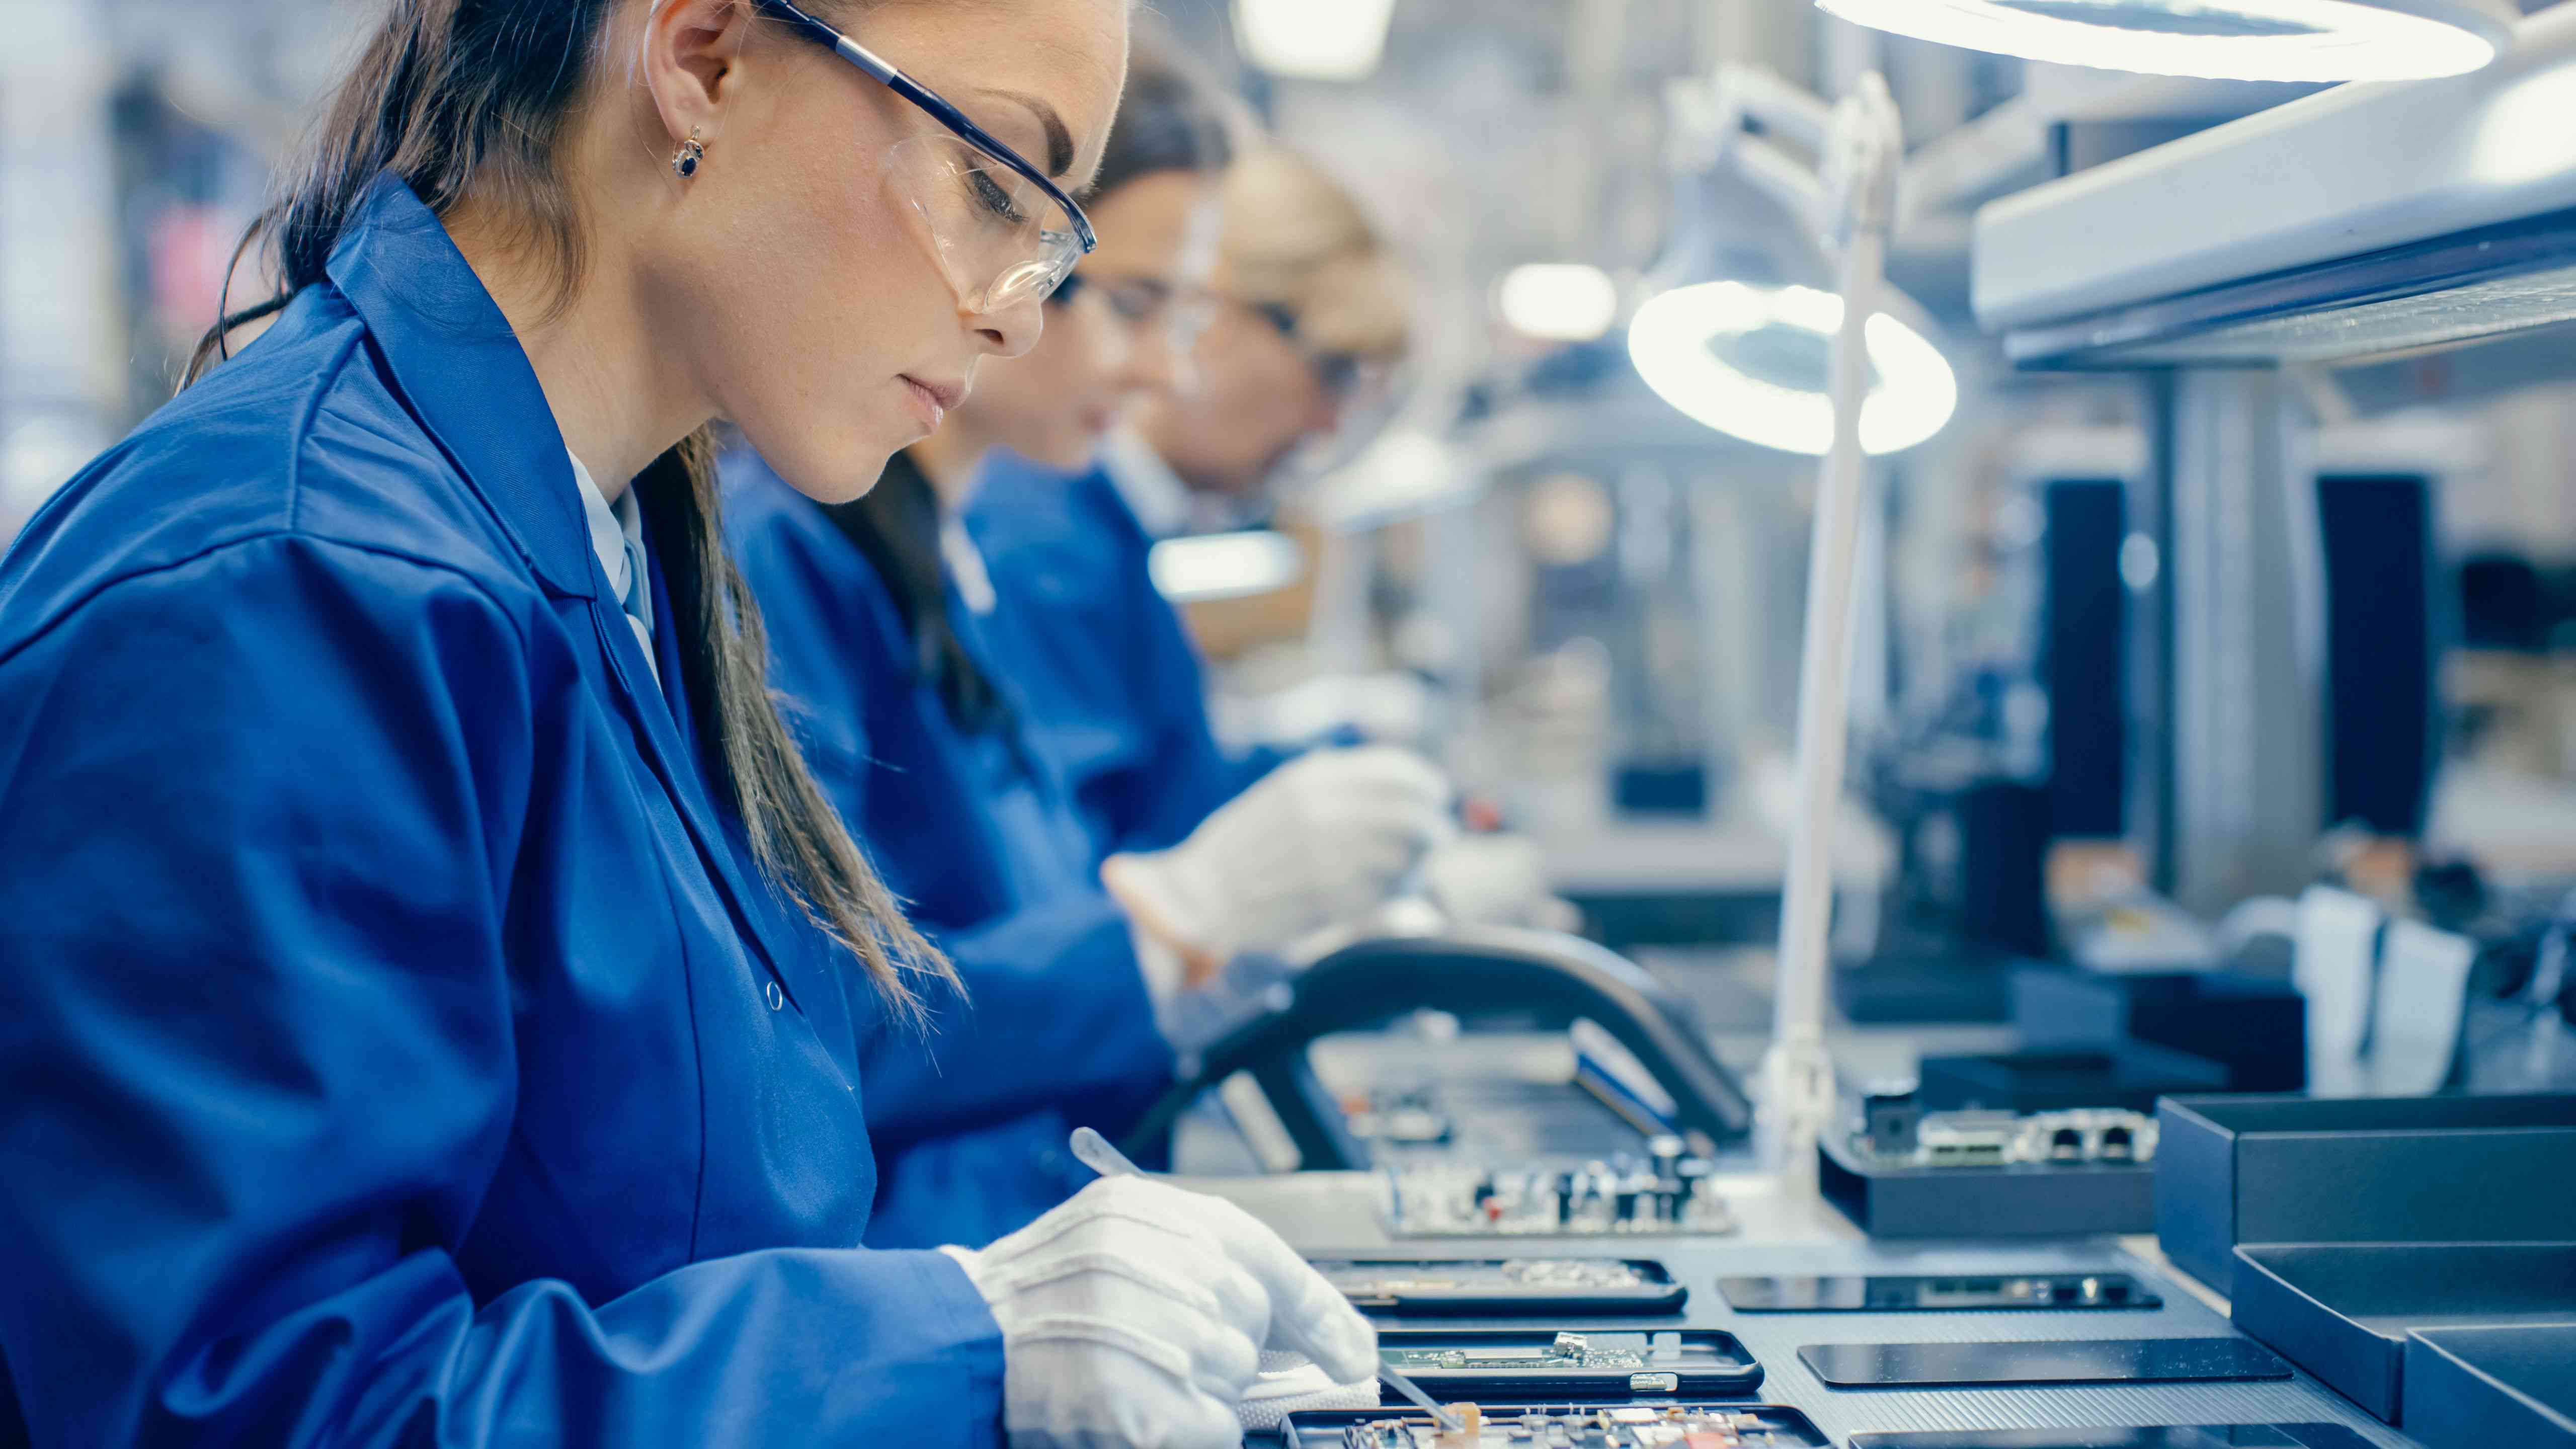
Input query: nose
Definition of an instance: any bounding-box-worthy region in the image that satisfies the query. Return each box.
[1120,324,1179,399]
[971,291,1046,359]
[1302,378,1347,439]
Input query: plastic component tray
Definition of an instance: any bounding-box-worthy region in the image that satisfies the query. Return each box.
[1820,1130,2155,1239]
[2154,1094,2576,1292]
[1375,1327,1760,1400]
[2404,1322,2576,1449]
[2230,1242,2576,1423]
[1846,1428,2377,1448]
[1280,1400,1828,1447]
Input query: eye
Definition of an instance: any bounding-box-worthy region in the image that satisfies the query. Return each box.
[968,169,1028,226]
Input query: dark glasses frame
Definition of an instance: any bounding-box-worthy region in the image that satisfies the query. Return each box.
[750,0,1099,257]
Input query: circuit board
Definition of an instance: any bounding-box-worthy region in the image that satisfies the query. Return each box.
[1327,1259,1659,1293]
[1287,1401,1830,1448]
[1375,1330,1761,1397]
[1388,1336,1652,1375]
[1851,1107,2159,1170]
[1386,1161,1738,1237]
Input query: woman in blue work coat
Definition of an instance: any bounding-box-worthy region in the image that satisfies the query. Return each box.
[965,143,1418,859]
[0,2,1378,1446]
[729,43,1457,1251]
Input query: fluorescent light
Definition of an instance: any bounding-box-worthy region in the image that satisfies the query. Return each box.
[1627,281,1958,456]
[1497,264,1620,343]
[1149,530,1307,604]
[1817,0,2510,83]
[1235,0,1399,82]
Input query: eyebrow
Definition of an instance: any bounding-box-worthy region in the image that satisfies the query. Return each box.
[984,90,1076,180]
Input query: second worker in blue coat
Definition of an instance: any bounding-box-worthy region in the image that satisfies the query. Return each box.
[729,45,1458,1251]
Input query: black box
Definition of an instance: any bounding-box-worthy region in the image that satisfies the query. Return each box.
[1917,1044,2228,1113]
[2014,968,2307,1092]
[1819,1131,2153,1239]
[2404,1323,2576,1449]
[2230,1243,2576,1423]
[2154,1094,2576,1292]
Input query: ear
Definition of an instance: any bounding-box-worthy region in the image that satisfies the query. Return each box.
[638,0,758,146]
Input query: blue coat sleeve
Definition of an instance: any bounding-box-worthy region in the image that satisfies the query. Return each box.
[865,896,1174,1145]
[0,535,1002,1449]
[1098,532,1289,855]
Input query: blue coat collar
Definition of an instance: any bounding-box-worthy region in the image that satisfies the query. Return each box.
[326,172,596,601]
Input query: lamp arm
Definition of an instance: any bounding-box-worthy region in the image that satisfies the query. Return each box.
[1756,72,1905,1181]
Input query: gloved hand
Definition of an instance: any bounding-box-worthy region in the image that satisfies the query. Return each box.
[1103,746,1454,982]
[939,1175,1379,1449]
[1421,833,1582,933]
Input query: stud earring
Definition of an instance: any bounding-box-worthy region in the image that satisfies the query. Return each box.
[673,128,706,180]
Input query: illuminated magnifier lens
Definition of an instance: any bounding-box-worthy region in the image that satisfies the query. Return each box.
[1815,0,2507,82]
[1628,281,1957,456]
[887,133,1084,313]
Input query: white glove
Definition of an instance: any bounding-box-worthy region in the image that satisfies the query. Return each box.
[939,1175,1379,1449]
[1104,746,1454,976]
[1421,833,1581,933]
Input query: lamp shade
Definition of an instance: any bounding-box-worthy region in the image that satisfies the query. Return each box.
[1627,281,1958,456]
[1817,0,2513,83]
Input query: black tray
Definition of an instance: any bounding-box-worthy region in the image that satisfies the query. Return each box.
[1918,1045,2229,1114]
[1281,1401,1827,1447]
[1848,1429,2377,1448]
[2012,967,2308,1093]
[2230,1243,2576,1423]
[1314,1257,1686,1316]
[1820,1131,2155,1239]
[1377,1328,1760,1400]
[2404,1323,2576,1449]
[1719,1271,2162,1313]
[2155,1094,2576,1292]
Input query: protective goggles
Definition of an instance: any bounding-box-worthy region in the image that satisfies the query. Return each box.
[1055,271,1220,355]
[1251,302,1383,401]
[753,0,1097,313]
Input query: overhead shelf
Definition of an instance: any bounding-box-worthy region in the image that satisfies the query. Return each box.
[1973,4,2576,369]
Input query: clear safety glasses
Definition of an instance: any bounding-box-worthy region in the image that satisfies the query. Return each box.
[1055,272,1221,356]
[752,0,1097,313]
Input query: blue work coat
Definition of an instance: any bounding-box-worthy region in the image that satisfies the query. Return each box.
[726,457,1174,1251]
[963,456,1290,862]
[0,175,1002,1449]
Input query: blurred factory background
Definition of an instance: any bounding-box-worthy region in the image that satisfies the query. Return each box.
[19,0,2576,1093]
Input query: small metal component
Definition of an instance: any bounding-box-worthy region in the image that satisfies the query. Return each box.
[1552,1331,1589,1355]
[1628,1372,1679,1393]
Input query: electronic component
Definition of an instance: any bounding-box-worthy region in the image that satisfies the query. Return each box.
[1284,1401,1829,1448]
[1796,1337,2292,1388]
[1717,1272,2161,1312]
[1343,1087,1455,1145]
[1384,1155,1737,1237]
[1317,1257,1688,1315]
[1846,1103,2159,1170]
[1377,1329,1760,1398]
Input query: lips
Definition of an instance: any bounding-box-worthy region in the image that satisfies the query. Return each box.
[899,373,968,435]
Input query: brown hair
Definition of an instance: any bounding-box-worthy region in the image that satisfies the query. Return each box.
[836,31,1234,733]
[188,0,950,1021]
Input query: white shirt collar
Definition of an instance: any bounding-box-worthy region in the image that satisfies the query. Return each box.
[568,449,658,681]
[568,451,642,601]
[1099,426,1194,541]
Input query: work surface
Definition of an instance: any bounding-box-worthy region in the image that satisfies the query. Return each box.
[1193,1173,2422,1448]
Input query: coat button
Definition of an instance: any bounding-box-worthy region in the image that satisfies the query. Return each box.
[764,981,784,1012]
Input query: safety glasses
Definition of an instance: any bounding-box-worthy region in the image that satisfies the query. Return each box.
[752,0,1098,313]
[1056,271,1221,356]
[1250,302,1380,401]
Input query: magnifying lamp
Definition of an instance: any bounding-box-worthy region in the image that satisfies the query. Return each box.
[1637,65,1919,1179]
[1817,0,2513,83]
[1628,281,1957,456]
